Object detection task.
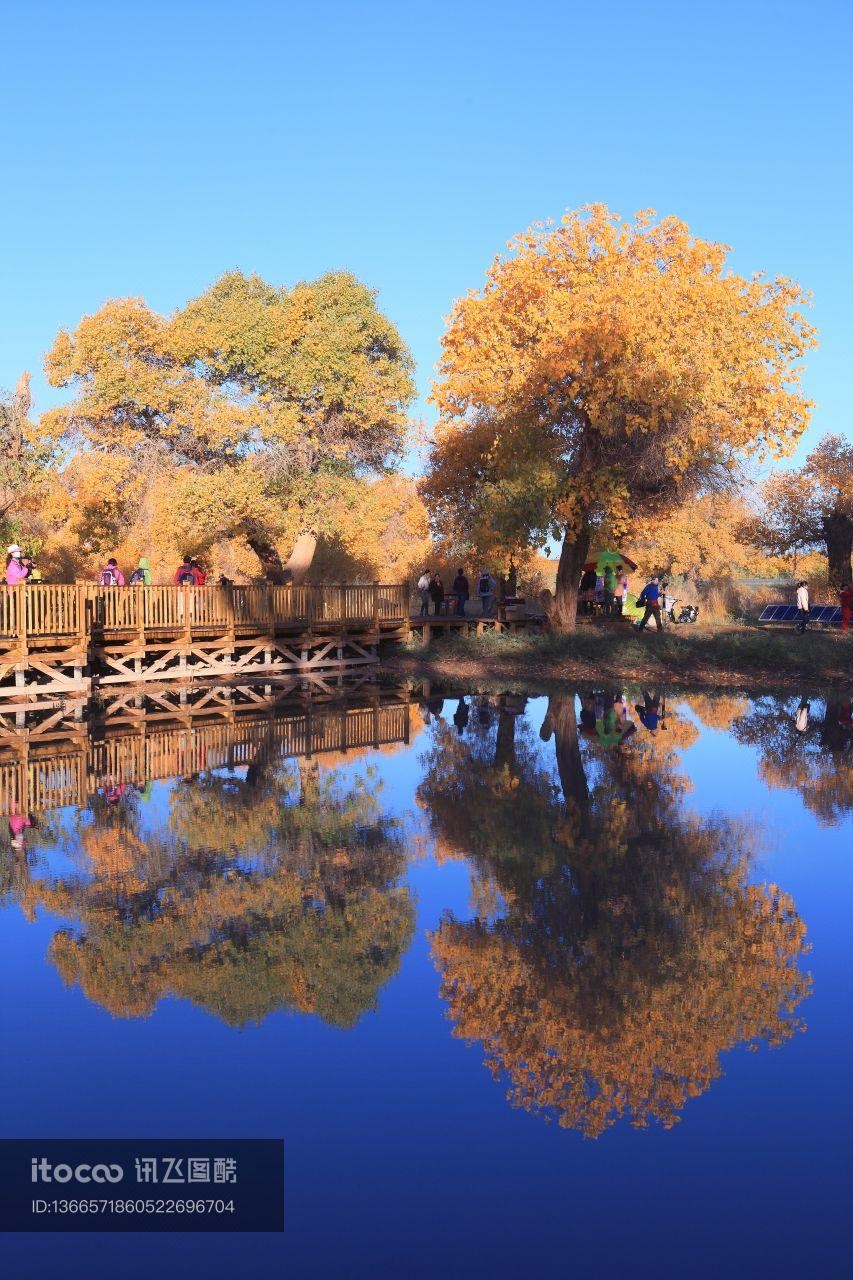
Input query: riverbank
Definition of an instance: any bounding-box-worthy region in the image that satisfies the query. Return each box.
[384,621,851,693]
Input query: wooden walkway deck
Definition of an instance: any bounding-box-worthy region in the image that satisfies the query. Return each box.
[0,582,409,717]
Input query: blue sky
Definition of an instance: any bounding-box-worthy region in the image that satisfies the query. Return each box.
[1,0,850,467]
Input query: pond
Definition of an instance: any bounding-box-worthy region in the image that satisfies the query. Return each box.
[1,685,850,1278]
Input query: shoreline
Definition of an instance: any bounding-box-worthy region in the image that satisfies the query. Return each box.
[383,623,851,694]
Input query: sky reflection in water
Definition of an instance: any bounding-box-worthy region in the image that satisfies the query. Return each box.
[1,685,850,1278]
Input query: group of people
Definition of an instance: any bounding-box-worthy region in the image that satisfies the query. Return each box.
[416,568,498,618]
[4,544,42,585]
[96,554,208,587]
[794,580,853,634]
[578,564,628,616]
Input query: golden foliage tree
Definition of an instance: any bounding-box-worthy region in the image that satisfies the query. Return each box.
[424,205,816,629]
[41,271,416,581]
[744,435,853,585]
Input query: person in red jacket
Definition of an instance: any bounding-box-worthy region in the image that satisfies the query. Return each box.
[174,555,199,585]
[839,582,853,634]
[191,558,206,585]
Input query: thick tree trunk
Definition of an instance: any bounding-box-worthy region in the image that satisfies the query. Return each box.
[245,528,318,585]
[283,533,317,585]
[552,529,591,632]
[246,528,288,584]
[823,514,853,587]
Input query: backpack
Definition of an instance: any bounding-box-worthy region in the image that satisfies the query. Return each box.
[637,587,648,606]
[177,567,196,585]
[478,575,491,595]
[129,568,146,585]
[99,566,119,586]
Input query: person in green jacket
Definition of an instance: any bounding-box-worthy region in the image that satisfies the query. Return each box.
[129,556,153,585]
[603,563,617,615]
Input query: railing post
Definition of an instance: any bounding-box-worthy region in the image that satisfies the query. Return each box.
[16,585,27,660]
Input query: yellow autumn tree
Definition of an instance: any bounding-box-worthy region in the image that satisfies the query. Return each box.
[425,205,816,629]
[41,271,417,582]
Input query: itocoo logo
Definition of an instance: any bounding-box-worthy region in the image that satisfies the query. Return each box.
[31,1158,124,1184]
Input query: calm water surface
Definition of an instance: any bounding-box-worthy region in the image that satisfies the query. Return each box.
[1,685,850,1278]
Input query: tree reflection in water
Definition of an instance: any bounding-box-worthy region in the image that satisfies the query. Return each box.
[19,749,414,1028]
[421,693,812,1138]
[730,693,852,828]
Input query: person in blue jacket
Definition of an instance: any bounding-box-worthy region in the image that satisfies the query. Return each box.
[636,577,662,631]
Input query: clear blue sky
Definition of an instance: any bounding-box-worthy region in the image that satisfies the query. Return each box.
[1,0,850,466]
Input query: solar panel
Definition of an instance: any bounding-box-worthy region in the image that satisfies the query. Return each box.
[757,603,842,624]
[758,604,798,622]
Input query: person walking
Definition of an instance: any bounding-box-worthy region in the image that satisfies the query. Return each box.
[838,582,853,634]
[417,569,431,618]
[5,545,29,585]
[795,580,809,634]
[636,577,662,631]
[452,567,469,616]
[477,569,496,617]
[98,558,125,586]
[129,555,152,585]
[429,572,445,615]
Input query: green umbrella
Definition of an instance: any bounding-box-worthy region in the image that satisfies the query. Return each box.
[594,550,630,573]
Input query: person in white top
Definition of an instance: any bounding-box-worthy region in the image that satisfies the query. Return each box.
[795,580,809,633]
[417,570,432,618]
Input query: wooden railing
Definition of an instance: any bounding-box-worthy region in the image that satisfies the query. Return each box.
[0,582,410,647]
[0,700,411,814]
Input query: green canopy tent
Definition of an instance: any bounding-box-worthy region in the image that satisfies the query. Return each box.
[582,550,638,575]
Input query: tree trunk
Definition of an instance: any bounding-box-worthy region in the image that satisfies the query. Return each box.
[823,514,853,587]
[552,529,591,632]
[245,528,318,585]
[283,533,317,585]
[246,528,288,584]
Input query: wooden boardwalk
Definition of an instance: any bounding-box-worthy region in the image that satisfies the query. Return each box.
[0,582,409,719]
[0,682,411,816]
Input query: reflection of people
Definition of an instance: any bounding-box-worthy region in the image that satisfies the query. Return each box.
[635,691,664,735]
[9,811,35,850]
[579,692,597,733]
[795,699,810,733]
[453,698,469,735]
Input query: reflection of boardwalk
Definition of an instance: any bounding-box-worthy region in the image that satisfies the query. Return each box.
[0,582,409,717]
[0,683,411,816]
